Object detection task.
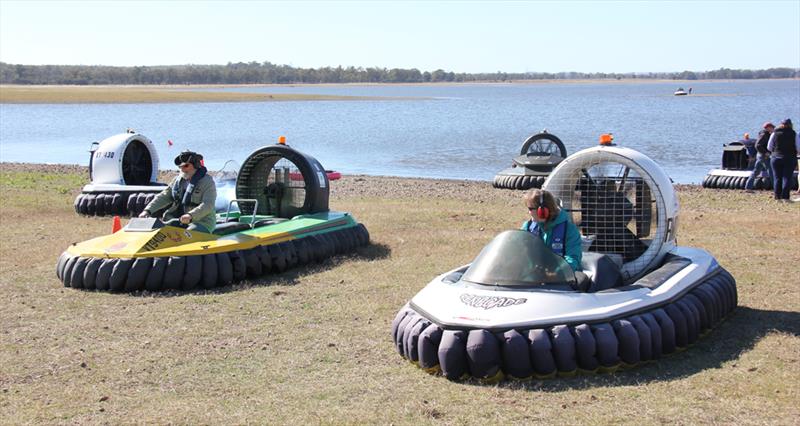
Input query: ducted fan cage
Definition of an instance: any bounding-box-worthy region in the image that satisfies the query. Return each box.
[543,147,678,282]
[235,145,330,218]
[89,134,160,186]
[520,132,568,158]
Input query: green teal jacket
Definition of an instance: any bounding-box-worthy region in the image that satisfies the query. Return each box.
[521,209,583,271]
[144,174,216,232]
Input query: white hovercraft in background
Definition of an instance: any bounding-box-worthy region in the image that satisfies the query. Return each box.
[393,138,737,382]
[74,132,167,217]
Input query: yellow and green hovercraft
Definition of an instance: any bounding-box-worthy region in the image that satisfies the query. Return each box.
[56,142,369,292]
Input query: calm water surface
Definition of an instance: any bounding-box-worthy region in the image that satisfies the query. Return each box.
[1,80,798,183]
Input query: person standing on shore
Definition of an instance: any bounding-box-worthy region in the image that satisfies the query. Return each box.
[744,123,774,192]
[767,119,798,201]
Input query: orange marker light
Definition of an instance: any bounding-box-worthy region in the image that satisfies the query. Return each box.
[278,136,287,145]
[599,133,614,145]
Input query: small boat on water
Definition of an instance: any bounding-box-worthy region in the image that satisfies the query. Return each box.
[674,88,688,96]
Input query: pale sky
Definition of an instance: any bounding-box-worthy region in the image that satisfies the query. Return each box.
[1,0,798,73]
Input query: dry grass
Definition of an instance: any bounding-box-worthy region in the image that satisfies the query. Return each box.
[0,85,381,104]
[0,165,798,425]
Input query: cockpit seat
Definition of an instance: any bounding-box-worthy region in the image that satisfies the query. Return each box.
[581,252,623,292]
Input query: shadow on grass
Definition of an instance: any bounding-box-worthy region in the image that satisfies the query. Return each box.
[126,242,392,298]
[488,306,800,391]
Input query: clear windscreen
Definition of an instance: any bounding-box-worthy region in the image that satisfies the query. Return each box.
[461,230,576,287]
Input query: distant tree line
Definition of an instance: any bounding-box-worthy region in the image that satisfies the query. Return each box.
[0,61,797,85]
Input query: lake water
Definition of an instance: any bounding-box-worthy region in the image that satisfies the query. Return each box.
[1,80,798,183]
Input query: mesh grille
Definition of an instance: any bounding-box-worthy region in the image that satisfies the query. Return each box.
[544,150,668,281]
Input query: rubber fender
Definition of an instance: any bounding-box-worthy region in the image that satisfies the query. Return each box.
[676,299,700,344]
[550,325,577,373]
[391,307,411,346]
[126,195,137,217]
[302,235,321,262]
[691,286,719,325]
[651,308,676,354]
[328,232,343,254]
[294,238,310,265]
[62,255,78,287]
[145,256,168,291]
[243,248,262,277]
[69,257,89,289]
[253,245,272,273]
[627,315,653,362]
[664,304,689,348]
[405,319,430,363]
[200,254,218,289]
[572,324,599,371]
[111,193,124,215]
[612,319,641,365]
[639,312,663,359]
[56,252,69,280]
[268,244,287,273]
[104,193,114,214]
[279,241,298,269]
[418,323,443,371]
[136,193,148,215]
[528,329,557,376]
[466,329,502,380]
[590,323,620,367]
[83,257,103,290]
[394,312,417,356]
[163,256,186,290]
[319,233,336,258]
[701,175,710,188]
[439,330,469,380]
[109,258,134,292]
[182,255,202,291]
[126,257,152,292]
[343,228,358,251]
[95,194,106,216]
[501,329,533,379]
[95,258,116,291]
[356,223,370,246]
[73,194,82,213]
[684,293,709,331]
[714,273,735,312]
[709,275,733,313]
[206,253,229,287]
[699,282,724,321]
[79,194,90,214]
[229,250,247,282]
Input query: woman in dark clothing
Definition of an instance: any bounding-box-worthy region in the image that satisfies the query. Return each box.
[767,119,799,201]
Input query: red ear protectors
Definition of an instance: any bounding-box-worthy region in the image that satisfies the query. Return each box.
[536,191,550,220]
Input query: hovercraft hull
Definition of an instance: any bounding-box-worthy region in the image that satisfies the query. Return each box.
[702,168,798,190]
[392,247,736,381]
[56,212,369,292]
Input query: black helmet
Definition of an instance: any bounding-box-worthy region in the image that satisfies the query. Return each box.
[174,150,203,168]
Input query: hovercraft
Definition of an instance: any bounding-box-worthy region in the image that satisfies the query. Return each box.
[74,132,167,217]
[493,131,568,190]
[674,88,688,96]
[56,142,369,292]
[393,142,736,382]
[702,141,798,190]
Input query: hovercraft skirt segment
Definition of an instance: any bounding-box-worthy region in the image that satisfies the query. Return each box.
[392,268,736,381]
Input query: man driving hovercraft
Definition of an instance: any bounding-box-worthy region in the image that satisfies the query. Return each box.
[139,150,217,233]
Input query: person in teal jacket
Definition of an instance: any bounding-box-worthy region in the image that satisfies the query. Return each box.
[520,189,583,271]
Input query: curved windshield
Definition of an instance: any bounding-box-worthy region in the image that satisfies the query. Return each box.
[462,230,576,287]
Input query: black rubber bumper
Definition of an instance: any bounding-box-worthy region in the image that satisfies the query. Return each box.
[74,192,160,217]
[56,224,370,292]
[701,174,798,190]
[392,268,737,382]
[492,174,547,190]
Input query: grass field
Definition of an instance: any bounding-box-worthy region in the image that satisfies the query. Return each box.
[0,164,798,424]
[0,86,381,104]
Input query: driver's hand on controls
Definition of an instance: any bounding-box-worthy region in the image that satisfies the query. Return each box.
[180,214,192,225]
[138,211,150,218]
